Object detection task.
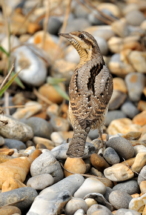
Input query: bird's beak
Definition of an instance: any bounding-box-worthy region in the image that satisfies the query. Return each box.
[58,33,72,39]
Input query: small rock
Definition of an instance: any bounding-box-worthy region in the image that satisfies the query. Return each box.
[65,46,79,64]
[65,197,88,215]
[125,73,145,102]
[105,110,126,126]
[103,147,120,165]
[1,35,20,53]
[121,101,139,119]
[104,163,134,182]
[140,181,146,194]
[27,174,54,190]
[133,111,146,126]
[108,118,140,135]
[74,209,85,215]
[74,178,106,199]
[94,36,108,56]
[98,3,121,17]
[85,198,97,208]
[111,19,130,37]
[0,187,38,210]
[129,193,146,213]
[88,129,99,140]
[109,190,132,209]
[0,148,14,156]
[46,103,59,117]
[74,4,89,18]
[138,166,146,185]
[0,136,5,146]
[23,117,53,139]
[113,77,127,93]
[108,37,123,53]
[113,180,139,195]
[90,153,109,171]
[33,136,55,150]
[92,26,114,41]
[0,115,33,142]
[126,10,145,26]
[128,51,146,73]
[138,100,146,112]
[87,204,112,215]
[4,139,26,150]
[46,16,62,35]
[27,174,84,215]
[134,145,146,154]
[106,136,135,159]
[30,150,63,182]
[50,116,70,132]
[2,177,26,192]
[0,206,21,215]
[109,90,127,110]
[12,101,42,119]
[64,157,86,177]
[51,132,64,146]
[104,187,113,202]
[131,152,146,172]
[115,209,141,215]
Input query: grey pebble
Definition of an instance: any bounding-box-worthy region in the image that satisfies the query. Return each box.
[74,4,89,18]
[0,115,33,142]
[105,110,126,126]
[109,190,132,209]
[0,136,5,146]
[4,139,26,150]
[65,198,88,215]
[50,116,70,132]
[138,166,146,185]
[103,147,120,165]
[109,90,127,110]
[0,187,37,210]
[22,117,53,139]
[27,174,84,215]
[104,187,113,202]
[121,101,139,118]
[93,27,114,41]
[30,150,63,182]
[113,180,139,195]
[87,204,112,215]
[94,36,108,56]
[106,136,135,159]
[27,174,54,190]
[115,208,141,215]
[88,129,99,140]
[125,73,145,102]
[126,10,145,26]
[47,17,62,35]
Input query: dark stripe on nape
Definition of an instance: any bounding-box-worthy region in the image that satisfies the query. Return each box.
[87,64,103,95]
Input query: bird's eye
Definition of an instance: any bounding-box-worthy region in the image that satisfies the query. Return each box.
[79,34,84,39]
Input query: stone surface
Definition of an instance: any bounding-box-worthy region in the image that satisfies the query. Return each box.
[0,206,21,215]
[126,10,145,26]
[64,157,86,177]
[121,101,139,119]
[27,174,84,215]
[2,177,26,192]
[109,190,132,209]
[128,51,146,74]
[108,118,140,135]
[0,115,33,142]
[131,152,146,172]
[109,90,127,110]
[138,166,146,185]
[50,116,70,132]
[111,19,130,37]
[140,181,146,194]
[87,204,112,215]
[22,117,53,139]
[105,110,126,126]
[34,136,55,150]
[106,136,135,159]
[94,36,108,56]
[0,187,38,210]
[133,111,146,126]
[0,148,14,156]
[90,154,109,171]
[103,147,120,165]
[115,209,141,215]
[4,139,26,150]
[129,193,146,213]
[125,73,145,102]
[104,163,134,182]
[113,180,139,195]
[74,209,85,215]
[0,136,5,146]
[30,150,63,182]
[74,178,106,199]
[85,198,97,208]
[65,197,88,215]
[27,174,54,190]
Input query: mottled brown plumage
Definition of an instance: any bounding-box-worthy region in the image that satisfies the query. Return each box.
[59,31,113,158]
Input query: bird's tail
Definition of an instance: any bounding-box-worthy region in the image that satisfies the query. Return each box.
[67,124,90,158]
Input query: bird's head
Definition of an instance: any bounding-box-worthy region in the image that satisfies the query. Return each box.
[59,31,100,61]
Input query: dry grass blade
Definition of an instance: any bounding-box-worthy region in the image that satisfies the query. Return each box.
[0,64,14,91]
[33,88,53,105]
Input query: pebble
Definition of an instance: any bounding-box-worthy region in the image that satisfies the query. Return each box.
[22,117,53,139]
[108,38,123,53]
[85,198,97,208]
[65,46,80,64]
[27,174,54,190]
[0,115,33,142]
[108,118,140,135]
[121,101,139,119]
[1,35,20,53]
[64,157,86,177]
[115,209,141,215]
[129,193,146,213]
[105,110,126,126]
[12,101,42,119]
[98,3,121,17]
[4,139,26,150]
[47,16,62,35]
[125,10,145,26]
[2,177,26,192]
[125,73,145,102]
[88,129,99,140]
[0,187,38,210]
[74,4,89,18]
[113,77,127,93]
[133,110,146,126]
[50,116,70,132]
[106,136,135,159]
[104,187,113,202]
[74,178,106,199]
[92,26,114,41]
[65,197,88,215]
[88,10,106,25]
[94,36,108,56]
[90,153,109,171]
[140,181,146,194]
[131,152,146,172]
[74,209,85,215]
[113,180,139,195]
[109,190,132,209]
[111,19,130,37]
[30,150,63,182]
[0,136,5,146]
[104,163,134,182]
[138,166,146,185]
[13,46,47,86]
[103,147,120,165]
[34,137,54,150]
[27,174,84,215]
[128,51,146,74]
[0,205,21,215]
[87,204,112,215]
[0,148,14,156]
[51,132,64,146]
[109,90,127,110]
